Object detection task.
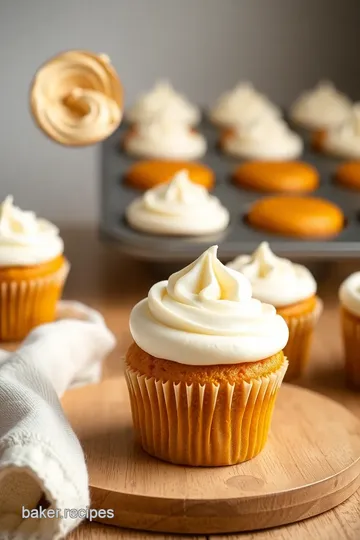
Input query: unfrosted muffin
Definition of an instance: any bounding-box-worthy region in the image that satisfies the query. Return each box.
[0,196,69,341]
[123,117,207,160]
[247,196,344,239]
[125,170,229,236]
[289,81,352,132]
[228,242,322,381]
[125,81,200,126]
[124,160,214,190]
[222,116,303,160]
[125,245,289,466]
[339,272,360,389]
[210,82,281,129]
[335,161,360,190]
[232,161,319,193]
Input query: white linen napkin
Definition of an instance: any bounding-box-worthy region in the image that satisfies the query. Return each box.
[0,301,116,540]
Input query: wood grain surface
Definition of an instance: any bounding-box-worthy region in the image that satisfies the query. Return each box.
[62,378,360,534]
[58,229,360,540]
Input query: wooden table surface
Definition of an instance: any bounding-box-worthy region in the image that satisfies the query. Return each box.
[62,229,360,540]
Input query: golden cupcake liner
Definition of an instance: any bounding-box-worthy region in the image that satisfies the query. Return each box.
[341,307,360,389]
[282,298,323,381]
[125,359,288,467]
[0,261,69,342]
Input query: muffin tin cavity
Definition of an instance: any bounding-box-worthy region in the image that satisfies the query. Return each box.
[100,115,360,261]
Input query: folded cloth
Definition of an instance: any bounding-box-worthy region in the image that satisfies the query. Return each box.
[0,301,116,540]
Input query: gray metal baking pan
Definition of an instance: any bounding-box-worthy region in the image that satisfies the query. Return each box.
[100,116,360,262]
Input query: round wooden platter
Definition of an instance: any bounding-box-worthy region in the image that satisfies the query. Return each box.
[62,377,360,535]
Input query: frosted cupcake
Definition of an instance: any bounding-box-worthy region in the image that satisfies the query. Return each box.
[0,196,69,341]
[339,272,360,388]
[289,81,352,133]
[228,242,322,381]
[125,81,200,126]
[210,82,281,129]
[125,245,289,466]
[123,117,206,160]
[126,170,229,235]
[322,104,360,159]
[222,116,303,160]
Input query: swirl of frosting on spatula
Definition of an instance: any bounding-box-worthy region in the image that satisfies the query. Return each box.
[30,50,123,146]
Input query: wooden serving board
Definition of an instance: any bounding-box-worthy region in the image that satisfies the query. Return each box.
[62,378,360,535]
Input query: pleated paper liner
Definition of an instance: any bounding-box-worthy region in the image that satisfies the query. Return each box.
[125,359,288,467]
[0,261,69,342]
[281,298,323,382]
[341,306,360,389]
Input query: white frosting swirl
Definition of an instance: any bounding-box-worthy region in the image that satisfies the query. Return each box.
[130,245,289,364]
[323,104,360,159]
[227,242,317,307]
[126,170,229,235]
[125,118,207,160]
[125,81,200,126]
[210,82,281,128]
[223,116,303,160]
[290,81,352,130]
[0,196,64,266]
[339,272,360,317]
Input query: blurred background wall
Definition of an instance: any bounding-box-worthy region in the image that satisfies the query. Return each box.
[0,0,359,224]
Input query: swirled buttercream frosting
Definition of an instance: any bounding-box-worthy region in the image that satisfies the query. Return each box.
[126,81,200,126]
[130,245,289,364]
[30,50,123,146]
[0,196,64,266]
[126,170,229,235]
[290,81,352,130]
[227,242,317,307]
[210,82,281,128]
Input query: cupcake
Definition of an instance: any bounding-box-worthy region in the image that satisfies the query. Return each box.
[289,81,352,133]
[123,117,207,160]
[125,81,200,126]
[339,272,360,388]
[0,196,69,341]
[126,170,229,236]
[222,116,303,160]
[228,242,322,381]
[125,245,289,466]
[124,160,214,191]
[210,82,281,129]
[322,104,360,159]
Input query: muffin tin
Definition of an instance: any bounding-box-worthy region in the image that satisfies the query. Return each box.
[100,115,360,261]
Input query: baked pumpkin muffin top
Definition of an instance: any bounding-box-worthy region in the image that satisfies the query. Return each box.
[247,196,344,238]
[124,159,214,190]
[233,161,319,193]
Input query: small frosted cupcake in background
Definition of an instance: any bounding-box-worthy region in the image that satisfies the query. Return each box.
[0,196,69,341]
[126,170,229,236]
[125,80,200,126]
[289,81,352,143]
[209,82,281,129]
[221,116,303,161]
[126,245,288,466]
[123,115,207,160]
[322,104,360,159]
[228,242,322,381]
[339,272,360,389]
